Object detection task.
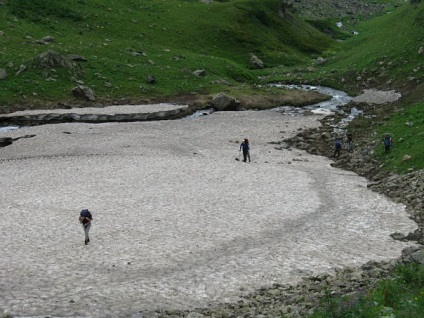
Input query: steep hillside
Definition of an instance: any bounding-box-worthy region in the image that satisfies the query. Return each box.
[0,0,332,111]
[264,0,424,96]
[0,0,420,113]
[290,0,404,20]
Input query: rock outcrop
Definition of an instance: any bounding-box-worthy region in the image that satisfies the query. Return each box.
[211,92,240,111]
[71,85,96,101]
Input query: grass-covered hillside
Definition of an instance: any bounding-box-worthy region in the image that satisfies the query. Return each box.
[265,0,424,94]
[1,0,422,109]
[261,0,424,173]
[1,0,423,172]
[0,0,334,111]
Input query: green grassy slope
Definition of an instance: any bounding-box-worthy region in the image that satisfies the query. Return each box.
[310,1,424,93]
[258,1,424,173]
[0,0,332,110]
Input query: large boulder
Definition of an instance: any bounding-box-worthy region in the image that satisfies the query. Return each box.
[211,93,240,111]
[32,50,83,76]
[71,85,96,101]
[250,53,264,69]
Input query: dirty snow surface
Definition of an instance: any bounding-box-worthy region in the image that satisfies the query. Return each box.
[0,109,416,317]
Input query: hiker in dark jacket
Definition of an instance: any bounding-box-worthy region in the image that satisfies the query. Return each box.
[239,138,251,162]
[346,132,354,152]
[383,134,393,154]
[79,208,93,245]
[333,139,342,158]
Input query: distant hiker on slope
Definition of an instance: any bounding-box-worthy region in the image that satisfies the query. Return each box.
[383,134,393,154]
[239,138,251,162]
[346,132,354,152]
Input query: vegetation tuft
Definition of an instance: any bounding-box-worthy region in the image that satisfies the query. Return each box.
[310,263,424,318]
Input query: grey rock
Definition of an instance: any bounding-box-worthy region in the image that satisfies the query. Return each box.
[32,50,82,75]
[212,92,240,111]
[0,68,7,80]
[147,74,155,83]
[41,35,54,43]
[71,85,96,101]
[193,69,206,77]
[67,54,88,62]
[411,250,424,265]
[315,57,326,65]
[250,53,264,69]
[15,64,27,75]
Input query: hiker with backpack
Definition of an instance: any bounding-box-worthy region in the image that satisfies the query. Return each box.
[383,134,393,154]
[239,138,251,162]
[346,132,354,152]
[333,139,342,158]
[79,208,93,245]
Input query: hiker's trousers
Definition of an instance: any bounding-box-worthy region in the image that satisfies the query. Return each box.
[243,150,250,162]
[83,223,91,240]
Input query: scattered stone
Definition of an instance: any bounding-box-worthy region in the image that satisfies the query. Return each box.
[0,31,5,36]
[250,53,264,69]
[15,64,27,75]
[41,35,54,43]
[67,54,88,62]
[419,46,424,55]
[390,232,406,241]
[0,68,7,80]
[193,69,206,77]
[315,57,326,65]
[402,154,412,161]
[146,74,155,83]
[410,249,424,265]
[71,85,96,101]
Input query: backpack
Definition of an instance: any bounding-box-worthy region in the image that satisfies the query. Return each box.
[79,209,92,224]
[384,138,392,146]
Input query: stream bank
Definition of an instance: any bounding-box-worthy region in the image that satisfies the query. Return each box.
[135,88,424,318]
